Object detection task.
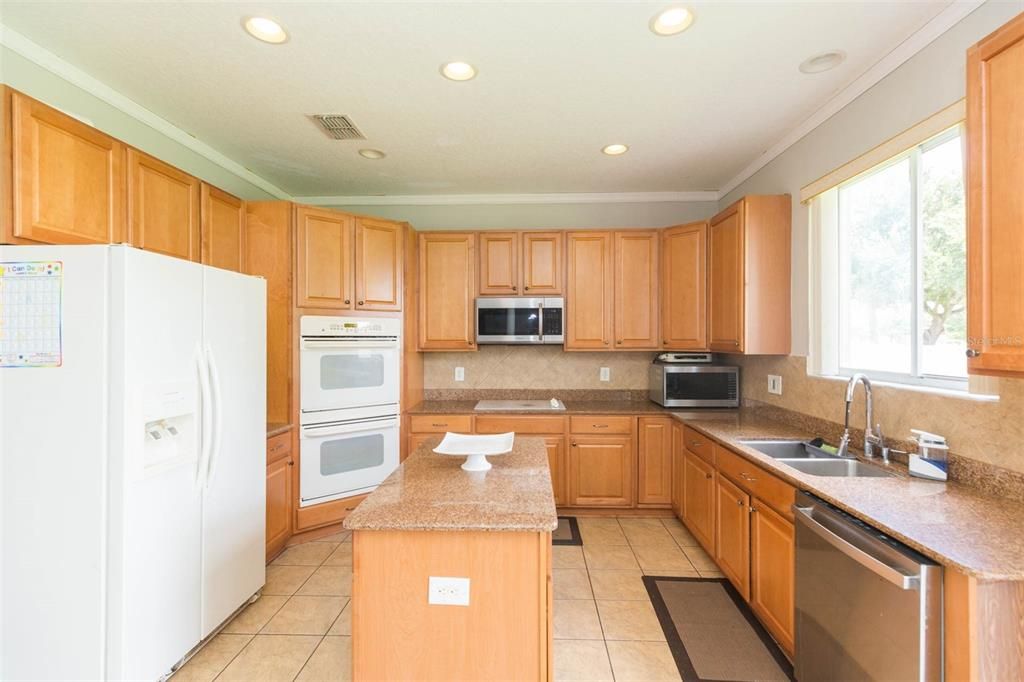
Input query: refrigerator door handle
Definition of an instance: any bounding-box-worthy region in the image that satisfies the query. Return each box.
[204,344,225,487]
[196,344,214,488]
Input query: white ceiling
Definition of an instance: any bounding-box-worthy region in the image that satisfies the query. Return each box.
[0,1,954,198]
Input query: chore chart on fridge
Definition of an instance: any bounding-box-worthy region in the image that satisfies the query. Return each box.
[0,261,63,367]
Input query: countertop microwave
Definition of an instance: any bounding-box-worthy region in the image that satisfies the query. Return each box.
[649,362,740,408]
[476,297,564,345]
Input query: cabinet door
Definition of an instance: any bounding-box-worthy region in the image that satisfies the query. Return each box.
[266,455,293,562]
[709,202,745,352]
[544,435,567,506]
[682,451,716,554]
[418,232,476,350]
[662,222,707,350]
[568,435,634,507]
[566,231,614,349]
[671,422,685,518]
[296,206,354,309]
[478,232,519,295]
[407,433,438,458]
[715,474,751,600]
[522,231,563,294]
[967,14,1024,375]
[201,183,245,272]
[10,91,126,245]
[750,500,795,657]
[127,149,201,261]
[614,230,659,349]
[638,417,672,506]
[354,217,403,311]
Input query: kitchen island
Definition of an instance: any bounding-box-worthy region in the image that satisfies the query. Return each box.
[343,436,557,681]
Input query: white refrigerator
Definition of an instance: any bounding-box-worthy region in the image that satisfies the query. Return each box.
[0,245,267,681]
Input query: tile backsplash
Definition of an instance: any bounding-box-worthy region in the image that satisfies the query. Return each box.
[423,346,658,390]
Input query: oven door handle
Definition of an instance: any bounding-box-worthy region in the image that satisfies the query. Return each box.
[301,339,398,350]
[301,417,399,438]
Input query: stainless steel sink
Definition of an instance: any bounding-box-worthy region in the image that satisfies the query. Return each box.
[782,458,895,478]
[737,439,835,459]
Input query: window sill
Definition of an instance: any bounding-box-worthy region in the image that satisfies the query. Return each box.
[812,372,999,402]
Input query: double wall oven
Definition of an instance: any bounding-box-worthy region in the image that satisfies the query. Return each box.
[299,316,401,507]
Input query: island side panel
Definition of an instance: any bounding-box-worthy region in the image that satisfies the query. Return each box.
[352,529,552,681]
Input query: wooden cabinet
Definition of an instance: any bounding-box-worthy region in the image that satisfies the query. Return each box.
[201,183,245,272]
[354,217,403,311]
[715,474,751,599]
[522,231,563,294]
[637,417,672,506]
[565,231,614,349]
[296,205,354,309]
[750,501,795,657]
[682,450,716,554]
[478,232,520,295]
[9,90,127,245]
[671,422,685,518]
[708,195,791,354]
[266,431,294,561]
[661,222,707,350]
[477,231,564,296]
[967,12,1024,375]
[127,149,200,261]
[614,231,659,349]
[544,436,568,506]
[568,434,634,507]
[419,232,477,350]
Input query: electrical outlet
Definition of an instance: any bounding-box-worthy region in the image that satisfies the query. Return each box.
[768,375,783,395]
[600,367,610,382]
[428,576,470,606]
[454,367,465,382]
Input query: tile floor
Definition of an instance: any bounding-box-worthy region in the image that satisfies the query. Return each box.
[172,517,721,682]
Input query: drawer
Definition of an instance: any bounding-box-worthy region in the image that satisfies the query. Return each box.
[266,431,292,464]
[683,426,715,465]
[715,445,796,521]
[475,415,567,434]
[569,415,633,435]
[409,414,473,433]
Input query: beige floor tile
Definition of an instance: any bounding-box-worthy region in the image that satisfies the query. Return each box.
[664,524,702,548]
[171,633,251,682]
[313,530,351,543]
[644,566,701,577]
[698,569,726,579]
[583,544,640,570]
[296,636,352,681]
[553,568,593,600]
[606,640,681,681]
[659,517,687,532]
[588,569,649,601]
[552,545,586,569]
[322,543,353,567]
[221,595,288,634]
[682,547,718,571]
[553,639,614,681]
[596,600,666,641]
[577,518,628,545]
[296,566,353,597]
[632,543,696,573]
[328,600,351,636]
[262,595,346,635]
[553,600,603,640]
[217,634,321,682]
[272,542,338,567]
[263,565,317,596]
[619,518,674,546]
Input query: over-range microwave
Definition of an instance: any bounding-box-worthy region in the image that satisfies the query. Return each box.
[476,297,564,345]
[649,362,740,408]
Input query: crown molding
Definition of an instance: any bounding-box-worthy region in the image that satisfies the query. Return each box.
[299,191,720,207]
[717,0,985,200]
[0,23,292,200]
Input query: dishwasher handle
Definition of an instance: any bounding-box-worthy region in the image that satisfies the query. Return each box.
[793,504,921,590]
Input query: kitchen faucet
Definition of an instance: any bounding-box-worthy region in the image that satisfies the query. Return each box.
[836,373,884,459]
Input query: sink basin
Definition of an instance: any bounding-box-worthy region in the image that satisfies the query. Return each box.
[781,458,895,478]
[737,439,835,459]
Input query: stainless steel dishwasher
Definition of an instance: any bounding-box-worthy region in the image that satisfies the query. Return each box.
[793,492,943,681]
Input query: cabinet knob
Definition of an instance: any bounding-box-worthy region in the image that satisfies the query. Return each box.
[966,349,981,358]
[512,286,517,291]
[749,506,758,514]
[604,340,610,346]
[737,499,744,507]
[524,286,530,291]
[616,340,623,344]
[287,460,294,467]
[358,300,364,306]
[734,341,739,346]
[344,299,351,304]
[705,473,712,480]
[571,441,577,447]
[663,340,668,344]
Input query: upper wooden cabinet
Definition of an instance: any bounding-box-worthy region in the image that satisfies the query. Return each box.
[614,231,659,349]
[201,183,245,272]
[566,231,614,349]
[708,195,791,354]
[355,217,403,311]
[478,232,520,295]
[9,90,126,245]
[419,232,476,350]
[296,206,355,309]
[522,231,563,294]
[478,230,563,295]
[127,149,201,261]
[967,12,1024,375]
[662,222,707,350]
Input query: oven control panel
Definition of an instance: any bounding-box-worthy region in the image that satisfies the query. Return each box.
[300,315,401,337]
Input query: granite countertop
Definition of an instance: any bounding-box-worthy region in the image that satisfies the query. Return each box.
[407,399,672,415]
[267,422,293,438]
[344,435,558,533]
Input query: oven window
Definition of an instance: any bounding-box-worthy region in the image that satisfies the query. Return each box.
[320,354,384,390]
[665,372,735,400]
[478,308,541,337]
[320,433,384,475]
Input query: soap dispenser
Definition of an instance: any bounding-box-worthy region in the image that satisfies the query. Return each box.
[908,429,949,481]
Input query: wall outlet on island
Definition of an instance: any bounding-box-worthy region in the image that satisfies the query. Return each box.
[600,367,610,382]
[428,576,470,606]
[454,367,465,382]
[768,375,783,395]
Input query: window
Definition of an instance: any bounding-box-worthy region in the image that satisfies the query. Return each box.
[813,126,967,389]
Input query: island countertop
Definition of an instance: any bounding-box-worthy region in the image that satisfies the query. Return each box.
[343,435,558,533]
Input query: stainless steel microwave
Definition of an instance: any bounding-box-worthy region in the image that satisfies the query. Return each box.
[649,363,740,407]
[476,297,564,345]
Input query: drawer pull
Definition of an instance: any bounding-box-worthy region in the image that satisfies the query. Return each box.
[594,424,609,429]
[739,472,758,482]
[431,423,447,428]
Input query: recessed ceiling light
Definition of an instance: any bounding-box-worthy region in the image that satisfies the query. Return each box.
[440,62,477,81]
[358,149,387,160]
[650,7,694,36]
[243,16,288,44]
[799,51,846,74]
[602,144,629,156]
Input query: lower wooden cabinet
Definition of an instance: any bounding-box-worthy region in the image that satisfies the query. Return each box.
[568,435,634,507]
[682,451,716,553]
[671,422,685,517]
[638,417,673,506]
[751,500,795,657]
[265,432,294,562]
[715,474,751,599]
[544,436,568,506]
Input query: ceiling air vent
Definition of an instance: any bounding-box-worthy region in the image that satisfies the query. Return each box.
[310,114,366,140]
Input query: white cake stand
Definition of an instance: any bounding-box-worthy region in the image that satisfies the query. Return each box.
[433,432,515,472]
